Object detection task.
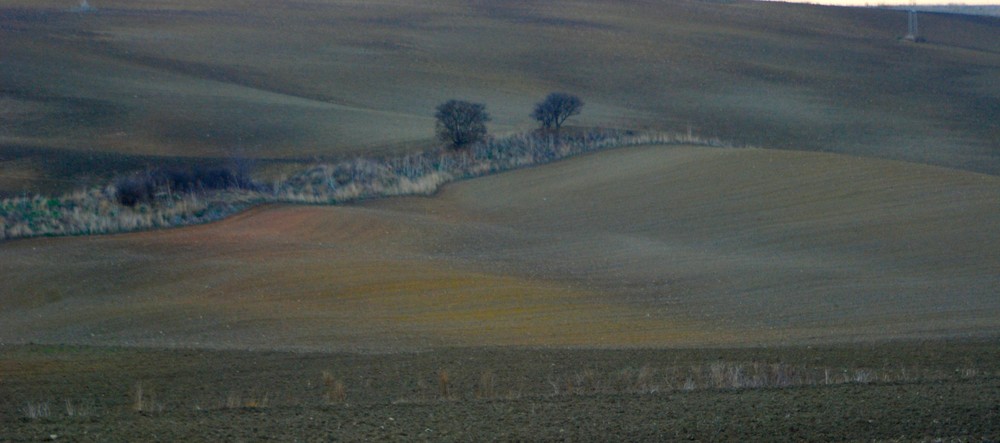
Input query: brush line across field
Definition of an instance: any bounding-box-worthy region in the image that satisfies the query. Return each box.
[4,343,999,440]
[0,129,726,241]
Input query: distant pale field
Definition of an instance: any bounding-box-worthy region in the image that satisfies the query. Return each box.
[2,145,997,351]
[771,0,999,5]
[781,1,1000,5]
[2,0,999,195]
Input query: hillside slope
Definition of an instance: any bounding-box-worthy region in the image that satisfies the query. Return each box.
[2,146,997,351]
[2,0,999,195]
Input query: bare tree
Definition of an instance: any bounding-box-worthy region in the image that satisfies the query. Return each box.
[435,100,491,149]
[531,93,583,131]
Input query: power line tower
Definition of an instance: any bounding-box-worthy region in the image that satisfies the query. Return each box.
[903,9,920,42]
[74,0,95,12]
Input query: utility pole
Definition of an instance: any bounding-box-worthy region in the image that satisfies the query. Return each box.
[904,9,920,42]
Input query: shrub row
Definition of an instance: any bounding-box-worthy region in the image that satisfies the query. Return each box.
[272,128,727,205]
[0,129,731,240]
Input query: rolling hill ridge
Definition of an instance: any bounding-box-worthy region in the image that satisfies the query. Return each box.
[2,0,999,196]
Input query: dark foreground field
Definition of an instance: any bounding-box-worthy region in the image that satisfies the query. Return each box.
[2,341,999,441]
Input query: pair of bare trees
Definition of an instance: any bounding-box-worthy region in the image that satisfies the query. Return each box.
[435,93,583,149]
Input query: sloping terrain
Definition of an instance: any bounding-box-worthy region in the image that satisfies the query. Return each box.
[384,145,1000,343]
[2,0,999,195]
[2,145,997,351]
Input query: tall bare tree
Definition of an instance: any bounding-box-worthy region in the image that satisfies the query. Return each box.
[531,93,583,131]
[435,100,491,149]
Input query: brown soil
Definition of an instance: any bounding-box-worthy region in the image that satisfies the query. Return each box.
[2,146,997,352]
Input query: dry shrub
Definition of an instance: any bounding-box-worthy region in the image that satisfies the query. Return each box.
[635,365,659,393]
[22,401,50,420]
[322,370,347,404]
[224,391,270,409]
[225,392,242,409]
[959,368,980,378]
[709,362,753,389]
[568,369,599,395]
[132,382,162,413]
[768,363,796,387]
[243,392,270,409]
[682,378,697,391]
[64,399,94,417]
[438,369,451,400]
[852,369,875,384]
[1,128,733,241]
[681,362,810,390]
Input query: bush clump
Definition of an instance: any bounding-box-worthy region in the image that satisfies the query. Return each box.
[2,128,730,241]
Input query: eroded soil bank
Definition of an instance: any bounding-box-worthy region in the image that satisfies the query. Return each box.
[3,340,998,441]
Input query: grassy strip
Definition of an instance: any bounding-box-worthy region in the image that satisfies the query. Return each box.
[0,129,728,241]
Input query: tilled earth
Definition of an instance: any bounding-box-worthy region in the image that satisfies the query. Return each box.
[2,340,999,441]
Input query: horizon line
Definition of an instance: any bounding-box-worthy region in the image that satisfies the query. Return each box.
[760,0,1000,6]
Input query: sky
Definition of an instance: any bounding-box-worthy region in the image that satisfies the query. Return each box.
[771,0,999,5]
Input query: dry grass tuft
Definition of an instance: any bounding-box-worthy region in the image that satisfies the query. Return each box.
[64,399,94,417]
[243,392,270,409]
[537,361,963,398]
[852,369,875,384]
[21,401,50,420]
[438,369,451,400]
[322,371,347,404]
[476,370,497,399]
[132,382,163,414]
[224,390,270,409]
[634,365,659,394]
[224,391,242,409]
[682,377,697,391]
[566,369,600,395]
